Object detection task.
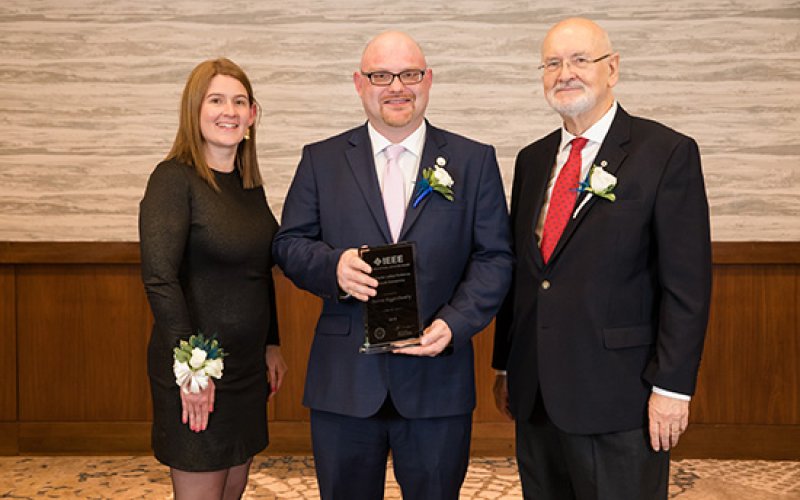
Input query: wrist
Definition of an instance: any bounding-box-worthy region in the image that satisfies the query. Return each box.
[652,386,691,401]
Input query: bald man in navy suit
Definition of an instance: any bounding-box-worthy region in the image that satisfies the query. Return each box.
[274,31,512,499]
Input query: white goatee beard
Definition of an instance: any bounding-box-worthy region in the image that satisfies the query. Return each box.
[546,84,596,118]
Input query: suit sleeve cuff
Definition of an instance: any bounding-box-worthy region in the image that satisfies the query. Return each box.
[652,386,691,401]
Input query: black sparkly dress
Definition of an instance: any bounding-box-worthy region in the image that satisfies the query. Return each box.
[139,159,279,472]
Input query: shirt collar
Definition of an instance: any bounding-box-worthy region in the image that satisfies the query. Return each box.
[367,121,427,158]
[559,101,618,152]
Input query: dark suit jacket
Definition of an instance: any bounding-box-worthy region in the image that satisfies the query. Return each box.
[493,106,712,434]
[274,121,512,419]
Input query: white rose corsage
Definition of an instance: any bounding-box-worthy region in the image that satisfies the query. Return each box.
[173,333,226,394]
[573,161,617,218]
[412,157,455,207]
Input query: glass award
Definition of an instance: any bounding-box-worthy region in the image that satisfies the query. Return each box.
[358,242,422,354]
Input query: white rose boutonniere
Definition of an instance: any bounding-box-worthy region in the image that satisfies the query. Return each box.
[573,161,617,218]
[582,163,617,201]
[173,332,227,394]
[412,156,455,207]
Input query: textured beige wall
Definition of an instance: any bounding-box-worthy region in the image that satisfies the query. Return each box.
[0,1,797,240]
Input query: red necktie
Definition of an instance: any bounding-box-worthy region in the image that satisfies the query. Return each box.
[540,137,588,263]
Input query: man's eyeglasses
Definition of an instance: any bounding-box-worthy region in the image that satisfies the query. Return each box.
[360,69,426,86]
[538,53,612,73]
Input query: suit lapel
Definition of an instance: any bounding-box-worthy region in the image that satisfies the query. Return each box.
[547,107,632,264]
[397,122,447,240]
[345,124,393,242]
[523,132,560,270]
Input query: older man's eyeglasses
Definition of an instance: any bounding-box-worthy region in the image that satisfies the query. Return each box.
[361,69,426,86]
[538,53,612,73]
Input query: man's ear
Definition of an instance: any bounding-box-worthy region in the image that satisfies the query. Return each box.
[607,53,620,88]
[353,71,364,95]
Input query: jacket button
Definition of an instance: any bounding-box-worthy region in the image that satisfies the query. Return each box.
[541,280,551,290]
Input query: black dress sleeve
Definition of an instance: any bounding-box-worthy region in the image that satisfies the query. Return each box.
[139,161,194,340]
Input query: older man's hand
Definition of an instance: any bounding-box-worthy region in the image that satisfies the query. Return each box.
[493,374,513,420]
[648,392,690,451]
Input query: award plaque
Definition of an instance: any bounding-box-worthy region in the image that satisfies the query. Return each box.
[358,242,422,354]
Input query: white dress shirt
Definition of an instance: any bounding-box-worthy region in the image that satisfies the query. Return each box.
[367,121,426,207]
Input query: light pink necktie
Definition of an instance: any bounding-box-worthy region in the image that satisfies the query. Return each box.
[382,144,406,242]
[540,137,588,263]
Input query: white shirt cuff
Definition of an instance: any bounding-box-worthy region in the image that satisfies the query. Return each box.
[652,386,691,401]
[495,370,507,376]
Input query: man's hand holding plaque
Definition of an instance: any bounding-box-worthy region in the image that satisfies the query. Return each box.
[336,243,423,354]
[336,248,378,302]
[337,243,454,355]
[398,318,453,357]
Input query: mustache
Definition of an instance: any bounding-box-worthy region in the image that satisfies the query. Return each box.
[381,90,415,99]
[552,80,586,91]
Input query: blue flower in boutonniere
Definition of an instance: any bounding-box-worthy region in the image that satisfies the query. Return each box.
[412,156,455,208]
[573,161,617,218]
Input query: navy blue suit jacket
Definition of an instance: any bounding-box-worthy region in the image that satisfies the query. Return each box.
[274,121,513,419]
[493,106,712,434]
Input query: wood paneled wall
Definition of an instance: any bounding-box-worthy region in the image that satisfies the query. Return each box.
[0,266,16,454]
[17,265,152,422]
[693,264,799,425]
[0,242,797,459]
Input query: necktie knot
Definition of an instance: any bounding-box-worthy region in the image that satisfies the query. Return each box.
[385,144,405,163]
[570,137,588,155]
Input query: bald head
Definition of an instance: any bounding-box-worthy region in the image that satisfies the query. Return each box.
[542,17,612,57]
[360,30,427,70]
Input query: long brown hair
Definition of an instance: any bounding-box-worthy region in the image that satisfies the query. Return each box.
[166,58,263,191]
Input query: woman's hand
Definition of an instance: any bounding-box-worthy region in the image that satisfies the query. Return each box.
[266,345,288,399]
[179,377,215,432]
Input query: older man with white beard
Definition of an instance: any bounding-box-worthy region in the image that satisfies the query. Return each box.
[492,17,712,500]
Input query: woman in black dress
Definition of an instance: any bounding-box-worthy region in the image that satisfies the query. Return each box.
[139,58,288,499]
